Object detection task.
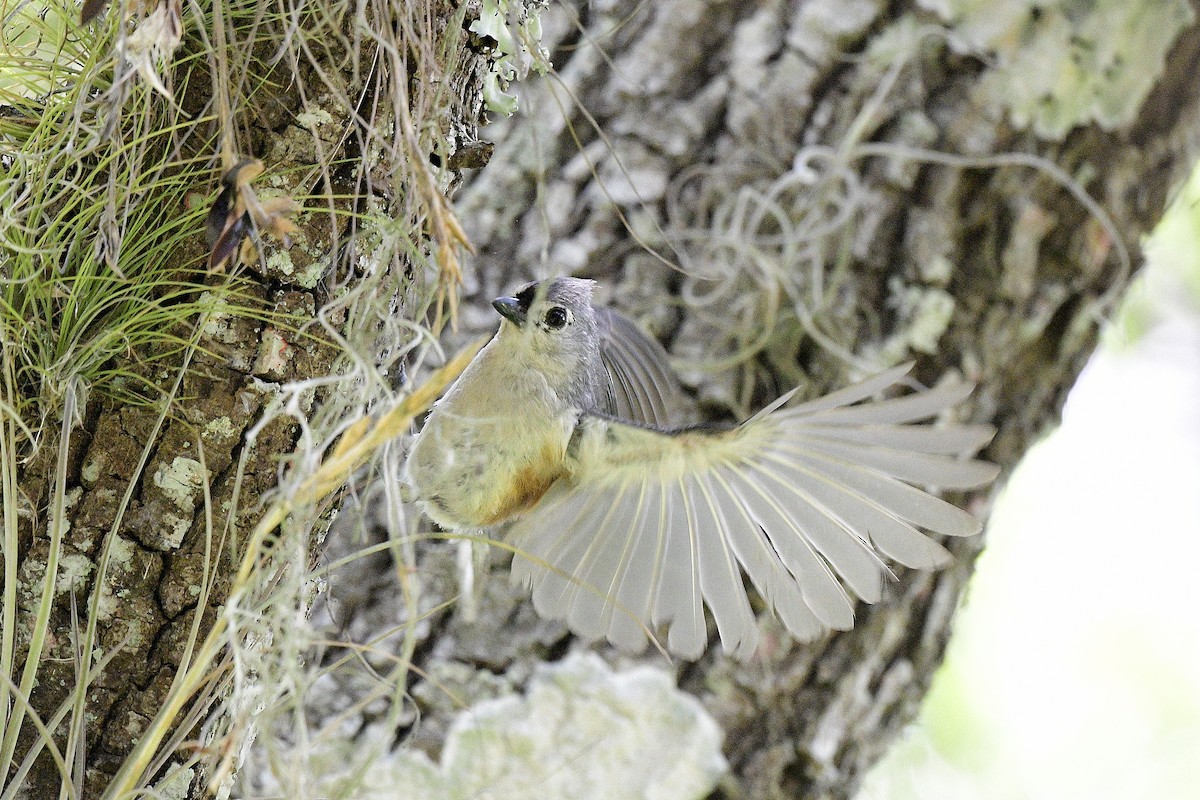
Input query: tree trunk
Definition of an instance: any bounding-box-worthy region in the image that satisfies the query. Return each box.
[10,0,1199,798]
[281,1,1200,799]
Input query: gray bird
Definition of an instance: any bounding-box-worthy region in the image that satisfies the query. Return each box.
[406,277,998,659]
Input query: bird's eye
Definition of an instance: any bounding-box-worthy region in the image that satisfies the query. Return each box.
[544,306,568,329]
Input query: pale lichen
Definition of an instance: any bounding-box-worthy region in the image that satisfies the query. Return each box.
[56,554,94,596]
[150,456,209,548]
[80,452,103,486]
[882,280,956,358]
[95,535,137,621]
[296,108,335,131]
[204,416,237,441]
[265,246,328,289]
[153,766,195,800]
[918,0,1196,138]
[153,456,208,512]
[253,328,292,378]
[470,0,551,115]
[253,653,726,799]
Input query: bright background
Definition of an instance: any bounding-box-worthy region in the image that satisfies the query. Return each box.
[860,168,1200,798]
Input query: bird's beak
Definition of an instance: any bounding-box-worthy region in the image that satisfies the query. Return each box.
[492,296,526,326]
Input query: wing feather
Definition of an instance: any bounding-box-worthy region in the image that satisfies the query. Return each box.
[746,457,888,600]
[607,333,657,415]
[757,451,954,569]
[605,342,655,423]
[595,306,682,427]
[506,364,997,659]
[782,364,915,415]
[765,447,985,536]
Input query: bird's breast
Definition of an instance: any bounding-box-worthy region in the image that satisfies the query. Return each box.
[407,380,575,530]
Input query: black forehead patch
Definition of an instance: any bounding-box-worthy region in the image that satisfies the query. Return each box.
[510,277,591,312]
[514,282,540,312]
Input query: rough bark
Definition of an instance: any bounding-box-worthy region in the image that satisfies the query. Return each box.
[298,1,1200,799]
[7,2,491,797]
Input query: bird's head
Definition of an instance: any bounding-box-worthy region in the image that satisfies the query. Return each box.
[492,277,605,397]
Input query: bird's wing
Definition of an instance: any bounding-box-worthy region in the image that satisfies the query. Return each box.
[508,363,998,660]
[594,305,683,428]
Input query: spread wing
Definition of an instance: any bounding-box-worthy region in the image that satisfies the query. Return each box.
[508,364,999,660]
[594,306,683,427]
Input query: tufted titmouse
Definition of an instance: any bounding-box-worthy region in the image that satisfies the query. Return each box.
[406,278,998,659]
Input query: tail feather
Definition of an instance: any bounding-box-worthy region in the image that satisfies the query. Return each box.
[507,364,997,659]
